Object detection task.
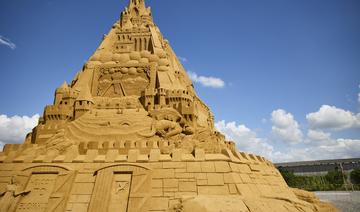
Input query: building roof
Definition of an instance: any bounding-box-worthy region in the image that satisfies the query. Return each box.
[56,81,69,93]
[275,158,360,167]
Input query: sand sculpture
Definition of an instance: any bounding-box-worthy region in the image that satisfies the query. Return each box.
[0,0,338,211]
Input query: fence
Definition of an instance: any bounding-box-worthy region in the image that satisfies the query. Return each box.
[289,184,360,192]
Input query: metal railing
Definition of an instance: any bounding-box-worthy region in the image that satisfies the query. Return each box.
[289,184,360,192]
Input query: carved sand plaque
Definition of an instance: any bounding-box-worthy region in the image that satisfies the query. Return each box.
[15,174,57,212]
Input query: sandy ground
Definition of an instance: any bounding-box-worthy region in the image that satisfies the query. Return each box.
[315,191,360,212]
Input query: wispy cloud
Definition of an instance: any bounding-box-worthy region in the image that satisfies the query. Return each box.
[178,56,188,63]
[0,35,16,50]
[188,71,225,88]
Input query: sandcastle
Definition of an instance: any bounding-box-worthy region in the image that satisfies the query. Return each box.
[0,0,338,211]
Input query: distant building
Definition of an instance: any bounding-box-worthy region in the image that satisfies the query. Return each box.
[276,158,360,176]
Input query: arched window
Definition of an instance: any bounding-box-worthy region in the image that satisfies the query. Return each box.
[139,38,142,51]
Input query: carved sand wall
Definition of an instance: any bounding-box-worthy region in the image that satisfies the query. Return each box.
[0,151,336,212]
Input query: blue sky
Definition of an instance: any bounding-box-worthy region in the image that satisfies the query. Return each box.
[0,0,359,162]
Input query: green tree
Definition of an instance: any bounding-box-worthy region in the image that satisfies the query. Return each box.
[278,169,297,186]
[350,168,360,184]
[325,170,344,189]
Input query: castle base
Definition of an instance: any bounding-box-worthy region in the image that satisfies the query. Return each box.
[0,150,337,212]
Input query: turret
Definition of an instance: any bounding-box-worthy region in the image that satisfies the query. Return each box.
[120,0,153,28]
[143,88,156,110]
[74,86,94,119]
[157,88,167,106]
[54,81,69,105]
[120,8,133,29]
[128,0,147,16]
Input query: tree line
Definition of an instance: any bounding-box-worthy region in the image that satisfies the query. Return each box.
[278,168,360,191]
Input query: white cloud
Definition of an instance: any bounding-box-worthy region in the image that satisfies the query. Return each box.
[215,120,274,158]
[0,114,39,149]
[306,105,360,130]
[178,56,188,63]
[306,129,332,144]
[272,139,360,163]
[188,71,225,88]
[0,35,16,50]
[214,120,304,162]
[307,129,331,141]
[271,109,303,144]
[297,138,360,161]
[216,100,360,162]
[215,119,360,163]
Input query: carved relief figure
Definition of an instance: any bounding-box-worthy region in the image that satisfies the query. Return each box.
[97,67,149,97]
[97,70,113,96]
[0,177,30,212]
[112,72,127,96]
[154,119,183,138]
[136,108,194,139]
